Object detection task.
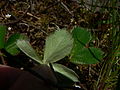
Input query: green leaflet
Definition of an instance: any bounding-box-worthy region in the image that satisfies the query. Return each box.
[5,33,28,55]
[52,63,79,82]
[43,29,73,64]
[72,27,91,46]
[71,47,103,64]
[17,40,43,64]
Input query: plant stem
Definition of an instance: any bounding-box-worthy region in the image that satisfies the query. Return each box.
[0,51,6,65]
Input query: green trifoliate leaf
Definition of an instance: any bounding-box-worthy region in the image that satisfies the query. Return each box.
[17,40,42,64]
[43,29,73,64]
[71,27,103,64]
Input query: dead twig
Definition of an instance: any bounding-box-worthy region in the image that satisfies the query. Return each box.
[22,20,48,35]
[58,0,73,16]
[39,1,60,14]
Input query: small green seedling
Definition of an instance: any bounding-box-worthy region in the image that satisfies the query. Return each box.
[0,25,104,89]
[16,27,104,88]
[16,29,79,87]
[0,25,79,88]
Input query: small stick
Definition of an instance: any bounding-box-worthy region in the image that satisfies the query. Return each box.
[58,0,73,16]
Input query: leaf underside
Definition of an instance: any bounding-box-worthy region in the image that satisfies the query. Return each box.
[52,63,79,82]
[43,29,73,64]
[17,40,42,64]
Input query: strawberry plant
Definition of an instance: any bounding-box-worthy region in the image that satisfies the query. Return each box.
[16,29,80,88]
[0,25,81,89]
[16,27,104,89]
[0,25,104,89]
[71,27,104,64]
